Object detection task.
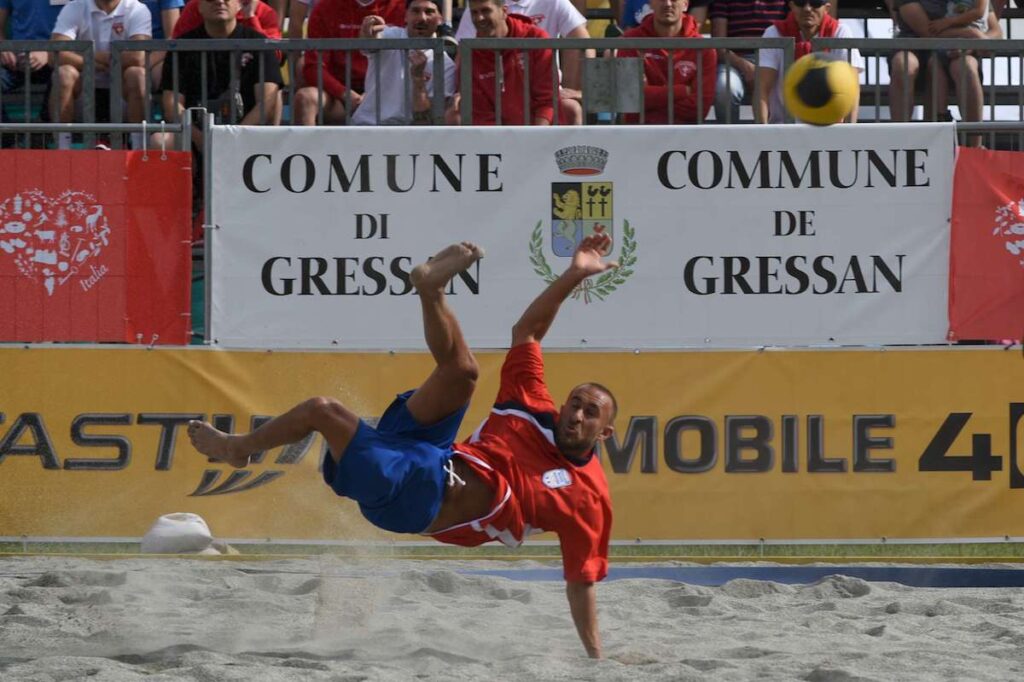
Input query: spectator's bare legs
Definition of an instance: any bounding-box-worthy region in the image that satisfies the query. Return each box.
[51,63,82,123]
[293,87,352,124]
[188,242,484,468]
[888,50,919,122]
[404,242,483,425]
[924,54,948,122]
[949,53,984,147]
[124,64,147,123]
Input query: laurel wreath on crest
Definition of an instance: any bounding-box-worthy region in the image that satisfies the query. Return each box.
[529,220,637,303]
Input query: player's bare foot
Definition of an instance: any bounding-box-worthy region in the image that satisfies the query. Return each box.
[187,420,250,468]
[411,242,484,292]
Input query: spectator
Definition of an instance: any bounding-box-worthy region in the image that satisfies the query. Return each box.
[140,0,183,88]
[925,5,1001,146]
[619,0,710,31]
[1,0,61,133]
[157,0,282,145]
[888,0,950,123]
[754,0,862,123]
[353,0,455,125]
[711,0,788,122]
[50,0,151,148]
[173,0,280,38]
[447,0,557,124]
[294,0,404,125]
[454,0,588,123]
[617,0,715,124]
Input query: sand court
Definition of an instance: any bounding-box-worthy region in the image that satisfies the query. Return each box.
[3,556,1024,680]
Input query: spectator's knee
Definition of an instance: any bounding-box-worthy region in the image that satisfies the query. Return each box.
[56,64,79,87]
[123,66,146,93]
[294,87,318,108]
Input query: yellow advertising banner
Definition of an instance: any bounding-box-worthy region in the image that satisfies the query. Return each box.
[2,346,1024,542]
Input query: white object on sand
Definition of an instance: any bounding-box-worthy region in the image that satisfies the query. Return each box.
[140,513,215,554]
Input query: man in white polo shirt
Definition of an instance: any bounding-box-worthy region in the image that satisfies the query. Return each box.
[353,0,455,125]
[49,0,151,148]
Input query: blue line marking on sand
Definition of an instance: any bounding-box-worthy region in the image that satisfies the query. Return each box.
[462,566,1024,588]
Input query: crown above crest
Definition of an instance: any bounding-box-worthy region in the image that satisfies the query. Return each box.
[554,146,608,176]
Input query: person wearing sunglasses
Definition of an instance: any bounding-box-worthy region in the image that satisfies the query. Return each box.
[753,0,863,124]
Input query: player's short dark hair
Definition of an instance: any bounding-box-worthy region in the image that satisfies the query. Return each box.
[407,0,442,8]
[577,382,618,422]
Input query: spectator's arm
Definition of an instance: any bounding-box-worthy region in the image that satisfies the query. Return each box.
[689,5,709,25]
[530,47,556,125]
[409,50,432,124]
[286,0,308,40]
[245,1,282,40]
[753,65,777,123]
[51,33,85,69]
[936,25,987,38]
[161,8,181,40]
[0,9,15,70]
[643,48,717,122]
[985,8,1003,38]
[301,8,348,99]
[559,24,590,91]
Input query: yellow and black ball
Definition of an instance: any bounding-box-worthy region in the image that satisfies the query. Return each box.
[782,52,860,126]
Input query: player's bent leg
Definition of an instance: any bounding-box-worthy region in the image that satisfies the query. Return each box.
[404,242,483,426]
[188,396,359,469]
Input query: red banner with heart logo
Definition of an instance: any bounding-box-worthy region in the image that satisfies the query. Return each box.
[0,150,192,344]
[948,147,1024,342]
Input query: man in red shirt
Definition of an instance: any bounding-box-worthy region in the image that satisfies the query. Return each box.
[293,0,405,124]
[448,0,567,125]
[618,0,716,124]
[190,236,618,658]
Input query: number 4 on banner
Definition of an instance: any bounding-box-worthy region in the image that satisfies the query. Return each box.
[918,413,1003,482]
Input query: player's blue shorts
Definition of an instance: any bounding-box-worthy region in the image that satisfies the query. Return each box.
[321,390,468,534]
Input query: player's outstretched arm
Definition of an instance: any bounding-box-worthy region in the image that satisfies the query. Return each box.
[566,580,602,658]
[510,234,618,346]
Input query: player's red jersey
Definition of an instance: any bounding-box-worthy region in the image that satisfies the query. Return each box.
[427,342,612,583]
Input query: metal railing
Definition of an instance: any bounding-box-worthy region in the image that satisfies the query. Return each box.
[813,37,1024,147]
[108,38,451,127]
[1,35,1022,146]
[457,37,796,125]
[0,40,95,146]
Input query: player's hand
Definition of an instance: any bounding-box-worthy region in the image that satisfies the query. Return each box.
[360,15,386,39]
[0,51,17,70]
[571,233,618,277]
[240,0,257,19]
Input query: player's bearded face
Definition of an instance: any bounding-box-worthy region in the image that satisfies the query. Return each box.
[555,386,614,457]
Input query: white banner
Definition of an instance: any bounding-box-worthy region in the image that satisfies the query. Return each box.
[210,124,955,349]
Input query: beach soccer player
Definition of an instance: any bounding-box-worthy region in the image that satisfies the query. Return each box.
[188,236,619,658]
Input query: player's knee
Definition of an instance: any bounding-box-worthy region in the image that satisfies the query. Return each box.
[304,396,350,427]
